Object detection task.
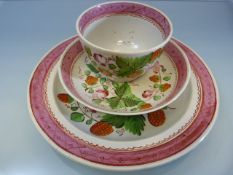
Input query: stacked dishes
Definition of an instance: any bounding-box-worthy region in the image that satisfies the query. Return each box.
[28,1,219,171]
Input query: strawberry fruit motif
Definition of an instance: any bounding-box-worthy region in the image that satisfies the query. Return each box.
[85,75,98,85]
[148,110,166,127]
[90,122,114,136]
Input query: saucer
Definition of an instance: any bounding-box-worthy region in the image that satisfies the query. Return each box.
[28,36,219,171]
[58,38,190,115]
[52,63,200,150]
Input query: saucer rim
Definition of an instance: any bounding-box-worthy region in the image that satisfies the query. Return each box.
[58,37,191,116]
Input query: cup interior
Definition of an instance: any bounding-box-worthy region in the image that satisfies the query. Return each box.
[77,2,172,53]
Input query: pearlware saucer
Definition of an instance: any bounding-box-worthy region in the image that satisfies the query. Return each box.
[58,38,190,115]
[51,64,200,150]
[28,36,218,171]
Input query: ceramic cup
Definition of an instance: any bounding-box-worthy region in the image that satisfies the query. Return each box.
[76,1,173,82]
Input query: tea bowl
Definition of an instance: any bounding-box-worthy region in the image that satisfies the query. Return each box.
[76,1,173,82]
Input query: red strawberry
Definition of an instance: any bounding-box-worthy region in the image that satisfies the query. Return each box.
[148,110,166,127]
[90,122,113,136]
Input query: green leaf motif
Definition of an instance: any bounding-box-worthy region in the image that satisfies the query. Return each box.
[154,84,159,88]
[124,116,145,136]
[81,83,87,88]
[100,77,107,84]
[70,112,84,122]
[86,119,93,125]
[116,53,152,77]
[101,114,126,128]
[88,88,94,93]
[87,64,99,73]
[106,82,144,109]
[109,64,117,70]
[103,85,108,90]
[84,46,92,57]
[163,76,171,81]
[153,95,161,101]
[101,114,145,136]
[107,97,125,109]
[123,97,142,107]
[71,106,78,111]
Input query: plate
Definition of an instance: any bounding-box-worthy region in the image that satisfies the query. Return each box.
[47,63,200,150]
[28,36,219,171]
[58,38,190,115]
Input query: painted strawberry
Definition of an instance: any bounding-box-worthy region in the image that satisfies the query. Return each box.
[150,49,162,62]
[149,75,160,83]
[92,89,109,100]
[90,122,113,136]
[148,110,166,127]
[140,103,152,110]
[142,90,153,98]
[57,93,74,103]
[93,53,108,67]
[160,83,171,92]
[85,75,98,85]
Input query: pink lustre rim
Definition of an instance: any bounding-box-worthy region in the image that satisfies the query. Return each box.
[28,36,218,170]
[59,38,190,115]
[76,1,173,54]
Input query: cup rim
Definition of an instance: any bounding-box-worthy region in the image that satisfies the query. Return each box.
[76,1,173,55]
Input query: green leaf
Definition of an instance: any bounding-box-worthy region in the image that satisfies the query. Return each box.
[81,83,87,88]
[87,64,99,73]
[103,85,108,90]
[153,95,161,101]
[106,82,144,109]
[117,67,134,77]
[163,76,171,81]
[106,97,125,109]
[115,82,129,97]
[116,56,129,68]
[101,115,145,136]
[101,114,126,128]
[70,112,84,122]
[154,84,159,88]
[123,97,142,107]
[88,88,94,93]
[95,73,101,78]
[109,64,117,69]
[124,116,145,136]
[132,53,152,69]
[115,53,152,77]
[100,77,107,84]
[71,106,78,111]
[84,46,92,57]
[86,119,93,125]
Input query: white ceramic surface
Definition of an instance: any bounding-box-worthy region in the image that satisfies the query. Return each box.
[59,38,190,115]
[76,1,173,82]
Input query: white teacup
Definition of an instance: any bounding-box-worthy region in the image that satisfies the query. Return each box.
[76,1,173,82]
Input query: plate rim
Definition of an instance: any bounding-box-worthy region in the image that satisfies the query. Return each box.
[27,36,219,171]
